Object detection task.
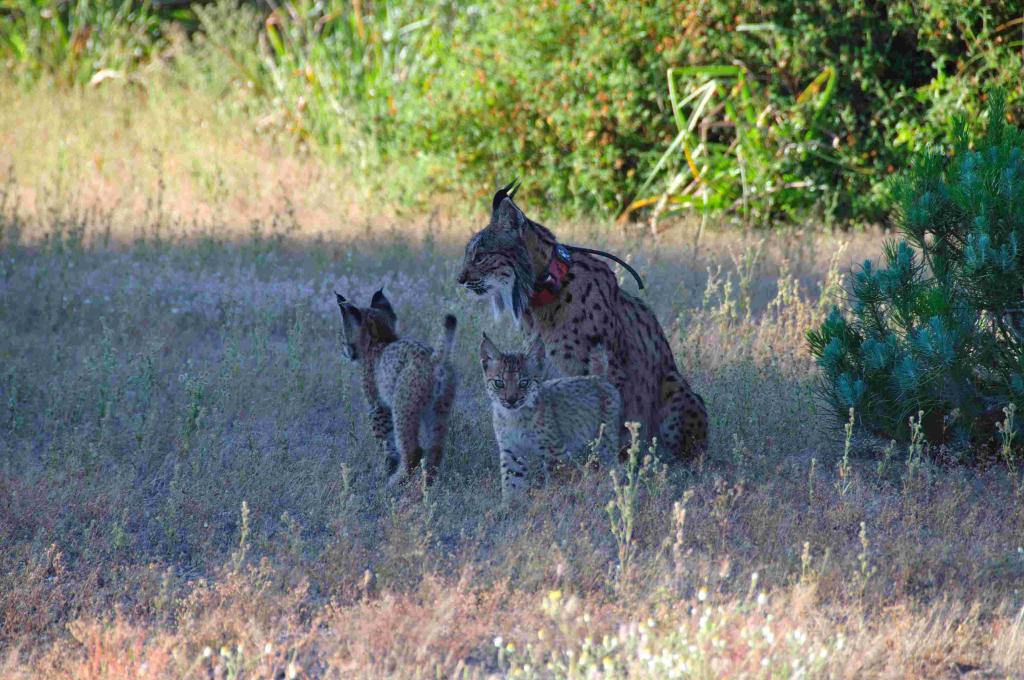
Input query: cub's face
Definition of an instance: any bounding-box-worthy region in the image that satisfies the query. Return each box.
[479,334,544,411]
[335,289,397,362]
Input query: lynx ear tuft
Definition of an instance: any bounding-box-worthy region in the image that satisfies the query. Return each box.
[491,179,525,233]
[491,178,521,212]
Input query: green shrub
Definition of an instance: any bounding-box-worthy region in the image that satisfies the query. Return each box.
[626,62,840,229]
[0,0,174,86]
[807,90,1024,456]
[414,1,1022,221]
[3,0,1022,223]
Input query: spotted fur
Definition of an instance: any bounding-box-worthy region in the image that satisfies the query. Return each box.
[336,290,457,486]
[481,335,621,501]
[458,190,708,461]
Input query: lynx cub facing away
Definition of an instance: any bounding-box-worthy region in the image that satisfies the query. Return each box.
[335,289,457,487]
[480,334,621,501]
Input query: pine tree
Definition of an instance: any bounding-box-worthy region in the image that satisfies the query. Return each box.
[808,90,1024,458]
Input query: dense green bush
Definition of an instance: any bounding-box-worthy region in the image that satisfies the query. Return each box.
[2,0,1022,223]
[0,0,171,86]
[808,91,1024,457]
[411,0,1023,221]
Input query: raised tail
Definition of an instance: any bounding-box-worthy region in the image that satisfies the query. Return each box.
[588,343,609,377]
[434,314,457,363]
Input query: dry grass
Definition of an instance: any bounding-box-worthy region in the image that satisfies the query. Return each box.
[2,82,1024,679]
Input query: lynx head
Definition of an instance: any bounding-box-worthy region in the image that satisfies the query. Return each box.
[334,289,398,362]
[479,333,545,411]
[457,181,535,321]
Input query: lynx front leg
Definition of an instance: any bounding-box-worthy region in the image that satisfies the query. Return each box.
[499,446,529,503]
[369,405,400,479]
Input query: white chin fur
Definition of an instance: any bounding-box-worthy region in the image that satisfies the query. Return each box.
[489,280,519,321]
[490,293,505,320]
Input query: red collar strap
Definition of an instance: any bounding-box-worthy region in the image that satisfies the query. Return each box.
[530,244,572,308]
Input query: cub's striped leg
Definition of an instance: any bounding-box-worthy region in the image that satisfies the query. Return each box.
[498,445,529,503]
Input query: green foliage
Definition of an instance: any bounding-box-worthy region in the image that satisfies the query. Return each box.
[0,0,172,86]
[1,0,1022,223]
[186,0,453,149]
[627,62,840,228]
[808,91,1024,456]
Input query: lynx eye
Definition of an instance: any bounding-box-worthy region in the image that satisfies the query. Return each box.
[491,379,505,389]
[474,252,486,264]
[518,379,530,389]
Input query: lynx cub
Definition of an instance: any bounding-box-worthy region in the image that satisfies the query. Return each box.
[480,334,621,501]
[336,289,457,487]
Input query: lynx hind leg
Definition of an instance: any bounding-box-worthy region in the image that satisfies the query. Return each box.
[370,405,400,479]
[387,374,431,488]
[499,444,529,503]
[658,370,708,462]
[420,362,456,485]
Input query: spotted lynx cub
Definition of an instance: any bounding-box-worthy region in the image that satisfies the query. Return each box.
[335,289,457,487]
[480,334,621,501]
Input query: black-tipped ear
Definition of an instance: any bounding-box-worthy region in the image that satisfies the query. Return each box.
[492,197,524,233]
[370,288,396,324]
[491,178,520,212]
[337,295,363,325]
[480,333,499,367]
[339,303,364,325]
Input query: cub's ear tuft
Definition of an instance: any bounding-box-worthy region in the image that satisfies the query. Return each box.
[480,333,499,367]
[336,295,363,325]
[370,288,397,324]
[370,288,389,308]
